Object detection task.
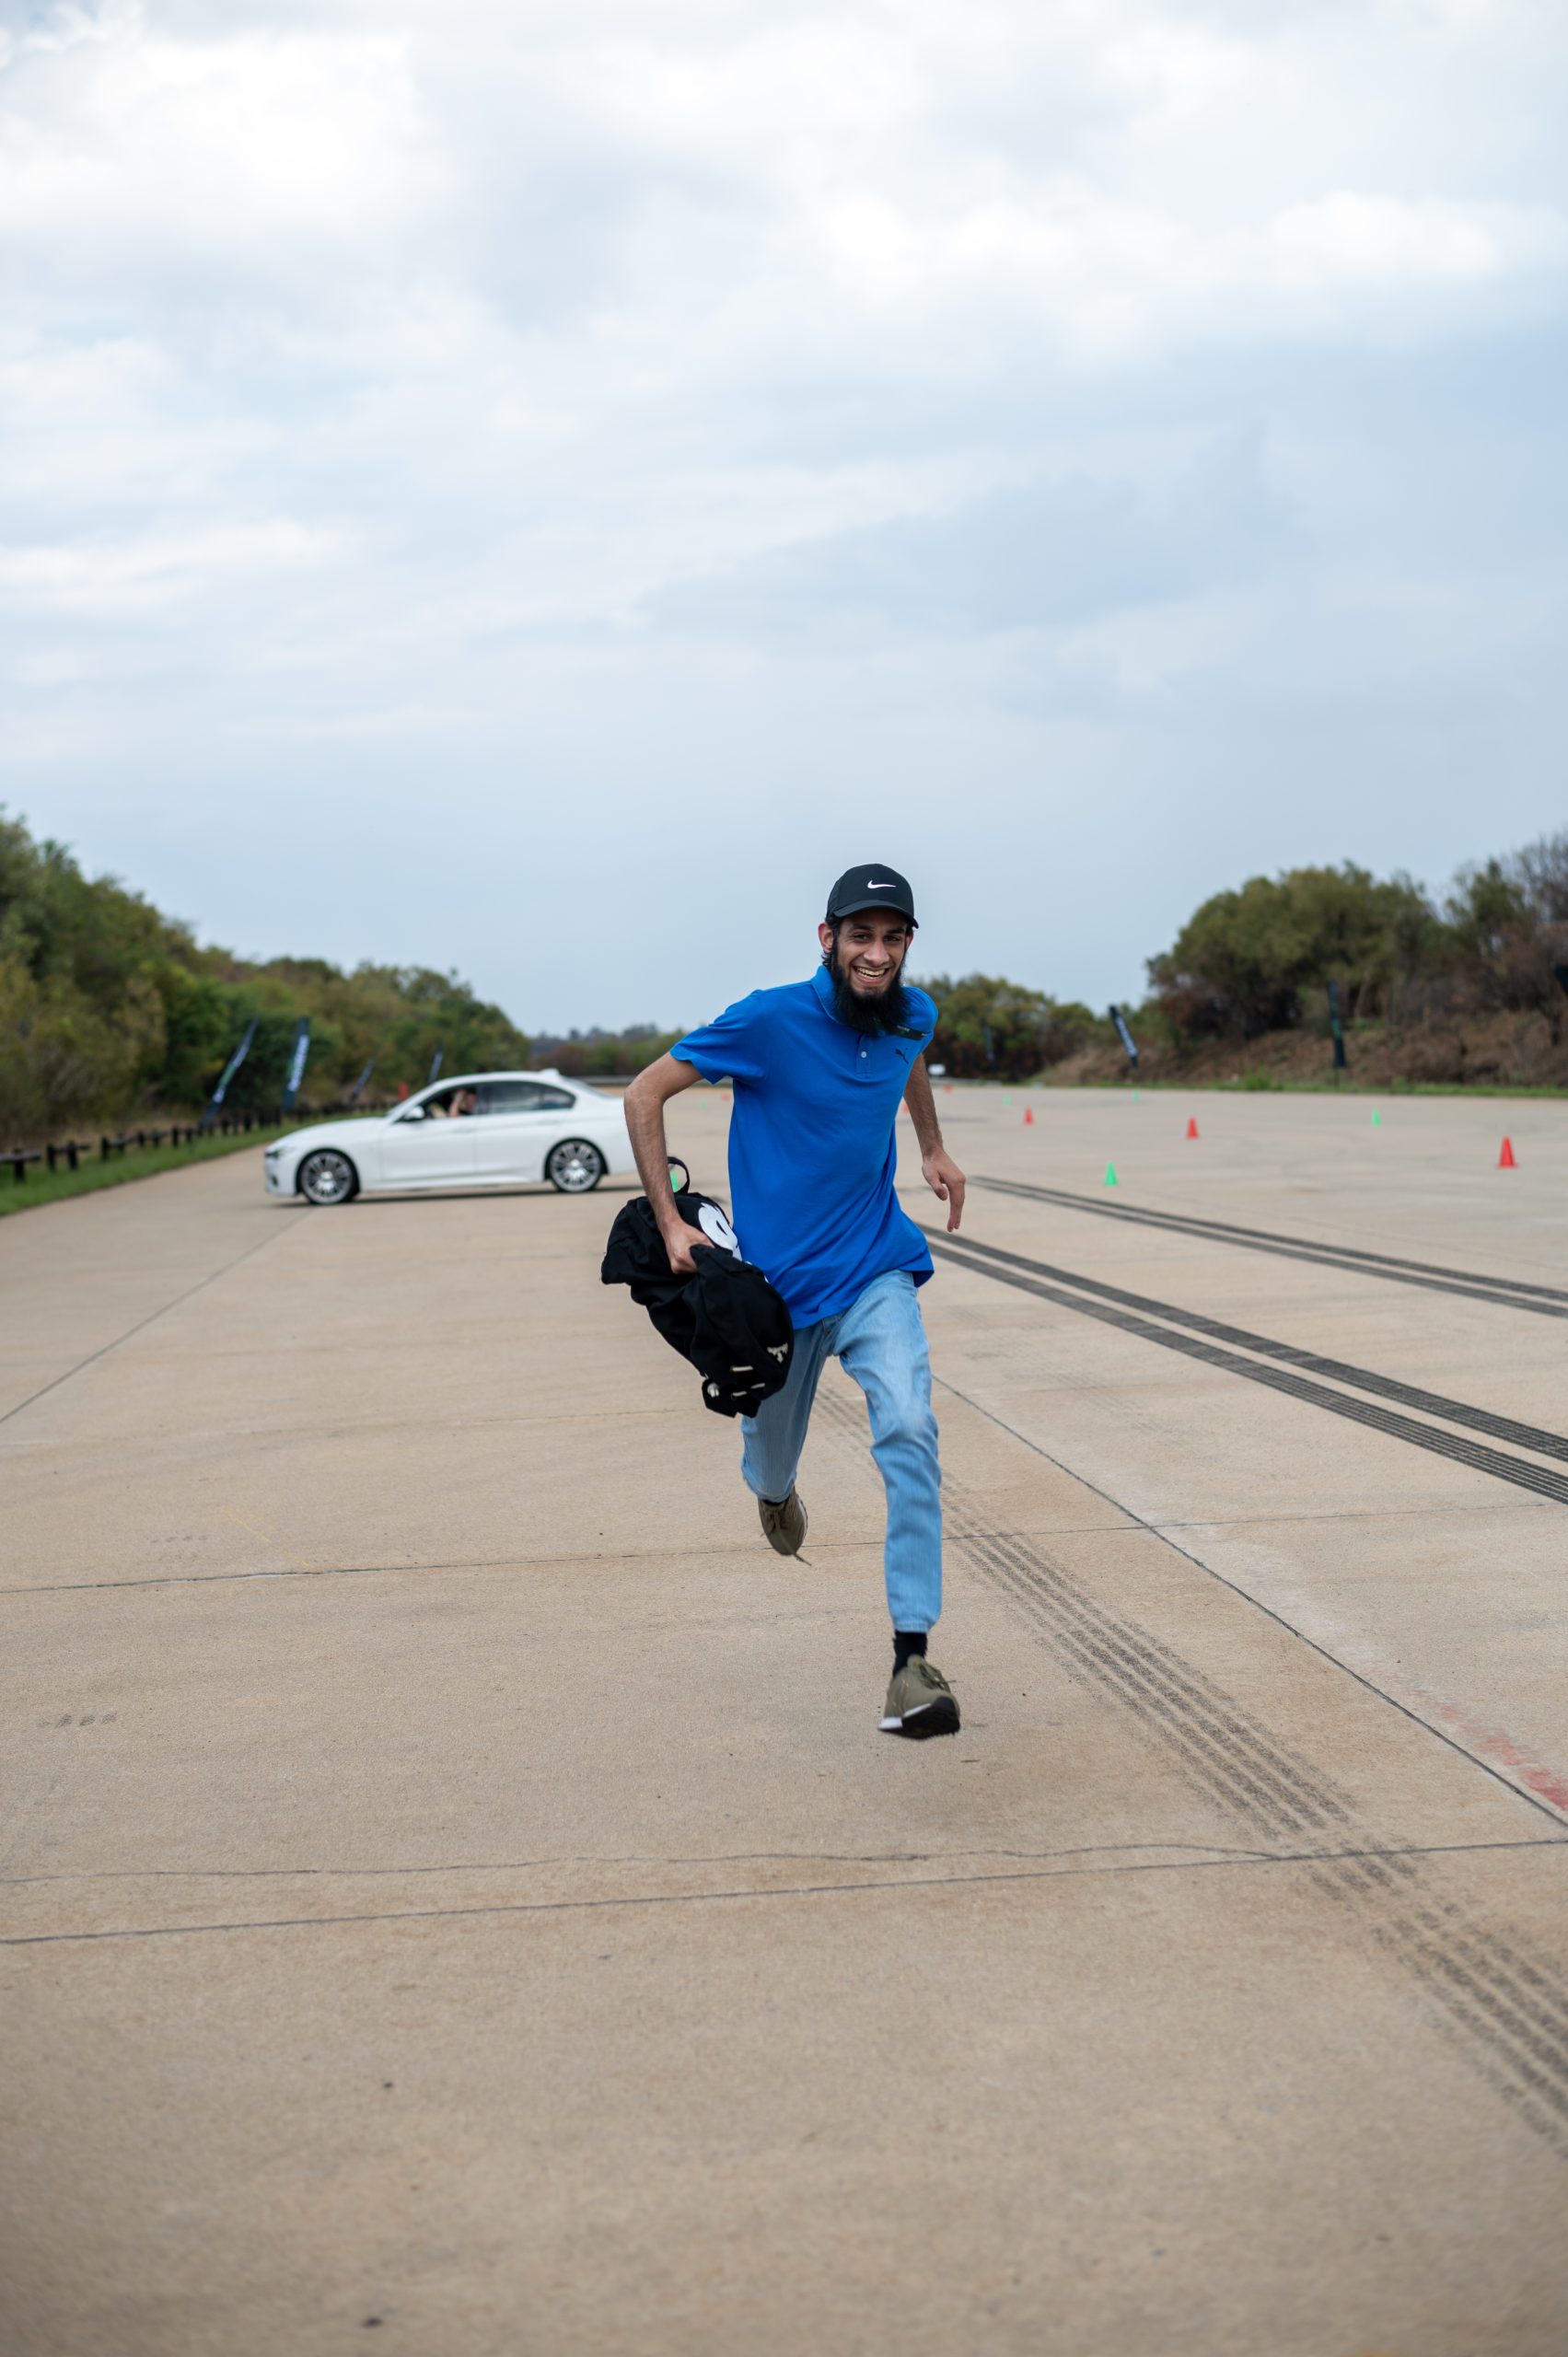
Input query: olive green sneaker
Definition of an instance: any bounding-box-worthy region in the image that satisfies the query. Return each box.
[757,1488,808,1557]
[879,1655,960,1740]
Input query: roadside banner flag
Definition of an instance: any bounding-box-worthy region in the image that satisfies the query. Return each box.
[1109,1005,1140,1069]
[345,1056,377,1105]
[281,1017,311,1114]
[1328,979,1348,1071]
[200,1016,258,1132]
[428,1045,444,1086]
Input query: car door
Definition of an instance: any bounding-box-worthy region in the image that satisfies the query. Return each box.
[470,1081,579,1181]
[377,1096,478,1188]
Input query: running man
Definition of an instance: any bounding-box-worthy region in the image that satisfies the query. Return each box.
[622,863,967,1738]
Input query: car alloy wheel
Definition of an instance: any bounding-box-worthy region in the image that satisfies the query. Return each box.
[298,1148,359,1205]
[546,1138,606,1193]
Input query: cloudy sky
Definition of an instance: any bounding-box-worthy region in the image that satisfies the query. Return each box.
[3,0,1565,1031]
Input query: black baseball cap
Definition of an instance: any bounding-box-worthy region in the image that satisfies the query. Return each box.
[825,863,917,926]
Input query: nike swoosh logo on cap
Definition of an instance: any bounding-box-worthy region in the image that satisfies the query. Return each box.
[866,878,896,888]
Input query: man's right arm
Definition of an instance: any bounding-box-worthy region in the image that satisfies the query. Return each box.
[622,1053,708,1273]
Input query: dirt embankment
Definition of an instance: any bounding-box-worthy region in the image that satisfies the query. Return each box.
[1047,1007,1568,1091]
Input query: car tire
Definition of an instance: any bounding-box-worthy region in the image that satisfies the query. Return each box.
[297,1148,360,1206]
[546,1138,606,1193]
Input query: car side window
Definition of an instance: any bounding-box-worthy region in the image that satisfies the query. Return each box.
[480,1081,582,1114]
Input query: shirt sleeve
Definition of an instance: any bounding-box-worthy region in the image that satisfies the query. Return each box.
[909,986,938,1041]
[670,992,770,1086]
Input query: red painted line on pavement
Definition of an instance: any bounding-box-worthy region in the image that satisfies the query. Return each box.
[1409,1688,1568,1815]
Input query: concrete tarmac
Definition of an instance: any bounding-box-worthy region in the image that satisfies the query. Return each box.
[3,1086,1567,2355]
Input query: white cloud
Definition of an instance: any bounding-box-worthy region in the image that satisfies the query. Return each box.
[0,6,438,259]
[1,0,1566,1021]
[0,518,338,614]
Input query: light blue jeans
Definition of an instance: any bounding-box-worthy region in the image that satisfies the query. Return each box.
[740,1269,942,1632]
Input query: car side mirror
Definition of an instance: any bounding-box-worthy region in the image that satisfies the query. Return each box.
[396,1105,427,1123]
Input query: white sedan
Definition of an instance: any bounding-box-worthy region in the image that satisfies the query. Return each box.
[263,1071,635,1206]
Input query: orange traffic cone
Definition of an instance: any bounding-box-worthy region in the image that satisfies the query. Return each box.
[1186,1116,1200,1141]
[1023,1106,1035,1125]
[1498,1135,1516,1168]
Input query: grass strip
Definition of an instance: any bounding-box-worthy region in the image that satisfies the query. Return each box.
[0,1125,296,1219]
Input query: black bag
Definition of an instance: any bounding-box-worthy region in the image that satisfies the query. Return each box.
[601,1184,795,1417]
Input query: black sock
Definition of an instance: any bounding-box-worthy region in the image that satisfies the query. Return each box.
[893,1631,928,1671]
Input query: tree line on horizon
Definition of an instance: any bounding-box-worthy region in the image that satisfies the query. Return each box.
[0,809,537,1142]
[2,807,1565,1139]
[921,830,1568,1081]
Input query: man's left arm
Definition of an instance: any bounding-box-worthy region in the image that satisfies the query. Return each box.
[902,1058,966,1232]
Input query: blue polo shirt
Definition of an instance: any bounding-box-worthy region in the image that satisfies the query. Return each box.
[670,968,939,1327]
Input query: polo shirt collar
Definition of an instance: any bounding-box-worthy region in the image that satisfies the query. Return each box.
[810,965,841,1023]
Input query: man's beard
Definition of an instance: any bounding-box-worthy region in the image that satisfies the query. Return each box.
[826,940,912,1036]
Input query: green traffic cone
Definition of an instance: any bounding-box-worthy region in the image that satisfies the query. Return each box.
[1372,1109,1381,1126]
[1105,1162,1118,1187]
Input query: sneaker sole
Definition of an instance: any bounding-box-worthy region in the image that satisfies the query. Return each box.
[878,1697,960,1740]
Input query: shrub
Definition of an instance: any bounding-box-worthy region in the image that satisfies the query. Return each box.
[1146,864,1445,1040]
[915,974,1098,1081]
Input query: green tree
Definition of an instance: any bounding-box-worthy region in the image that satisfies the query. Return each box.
[526,1024,682,1079]
[1446,833,1568,1023]
[0,807,533,1137]
[915,974,1098,1080]
[1147,864,1443,1041]
[0,812,179,1132]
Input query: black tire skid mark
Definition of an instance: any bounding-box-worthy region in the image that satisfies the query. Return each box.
[1335,1868,1568,2147]
[970,1174,1568,1321]
[924,1232,1568,1506]
[807,1371,1568,2153]
[820,1377,1353,1839]
[960,1527,1351,1840]
[820,1378,1348,1835]
[942,1221,1568,1463]
[968,1521,1568,2155]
